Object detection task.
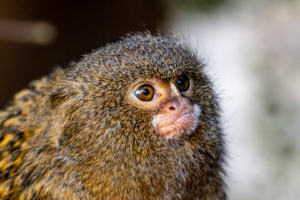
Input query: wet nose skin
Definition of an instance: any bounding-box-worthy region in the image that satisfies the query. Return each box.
[164,99,179,112]
[161,96,191,115]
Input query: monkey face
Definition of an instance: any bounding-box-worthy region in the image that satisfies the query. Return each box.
[125,74,201,139]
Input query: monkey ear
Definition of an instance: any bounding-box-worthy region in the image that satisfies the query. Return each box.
[49,89,77,109]
[49,91,67,109]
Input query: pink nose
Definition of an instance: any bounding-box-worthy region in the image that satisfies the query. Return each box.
[160,97,181,114]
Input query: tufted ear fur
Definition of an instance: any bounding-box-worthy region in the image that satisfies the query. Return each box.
[50,91,68,109]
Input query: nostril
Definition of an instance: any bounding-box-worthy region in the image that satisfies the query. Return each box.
[169,106,176,111]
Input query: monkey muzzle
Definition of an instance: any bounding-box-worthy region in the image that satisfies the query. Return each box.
[152,98,201,140]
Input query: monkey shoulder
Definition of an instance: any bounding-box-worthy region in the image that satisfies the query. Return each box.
[0,68,65,199]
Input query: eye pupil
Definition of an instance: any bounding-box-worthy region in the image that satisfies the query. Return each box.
[143,89,150,95]
[177,79,183,86]
[135,85,154,101]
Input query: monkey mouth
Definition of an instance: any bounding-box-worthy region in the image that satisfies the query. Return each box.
[152,105,201,140]
[159,114,195,139]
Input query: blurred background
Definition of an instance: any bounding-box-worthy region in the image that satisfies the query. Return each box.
[0,0,299,199]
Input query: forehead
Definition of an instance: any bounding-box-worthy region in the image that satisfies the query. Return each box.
[95,35,199,78]
[69,34,202,85]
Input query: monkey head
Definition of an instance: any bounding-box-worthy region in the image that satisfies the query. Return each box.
[23,33,226,199]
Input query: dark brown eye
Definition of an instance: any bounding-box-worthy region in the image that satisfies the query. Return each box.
[175,74,190,91]
[135,85,154,101]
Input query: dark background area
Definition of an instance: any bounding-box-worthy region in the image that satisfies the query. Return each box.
[0,0,165,107]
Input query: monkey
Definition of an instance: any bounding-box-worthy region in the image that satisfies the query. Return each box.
[0,33,226,199]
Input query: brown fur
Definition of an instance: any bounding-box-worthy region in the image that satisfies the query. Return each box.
[0,33,226,199]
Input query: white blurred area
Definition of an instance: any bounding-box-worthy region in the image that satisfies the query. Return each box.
[168,1,300,199]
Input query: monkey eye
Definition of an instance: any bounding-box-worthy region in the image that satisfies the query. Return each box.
[135,85,155,101]
[175,74,190,92]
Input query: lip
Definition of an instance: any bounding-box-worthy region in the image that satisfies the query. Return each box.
[160,112,191,127]
[174,113,191,123]
[162,114,194,130]
[158,113,195,139]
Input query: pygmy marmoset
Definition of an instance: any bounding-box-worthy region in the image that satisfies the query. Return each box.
[0,33,226,199]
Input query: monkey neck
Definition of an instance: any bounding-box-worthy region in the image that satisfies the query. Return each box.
[48,132,225,199]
